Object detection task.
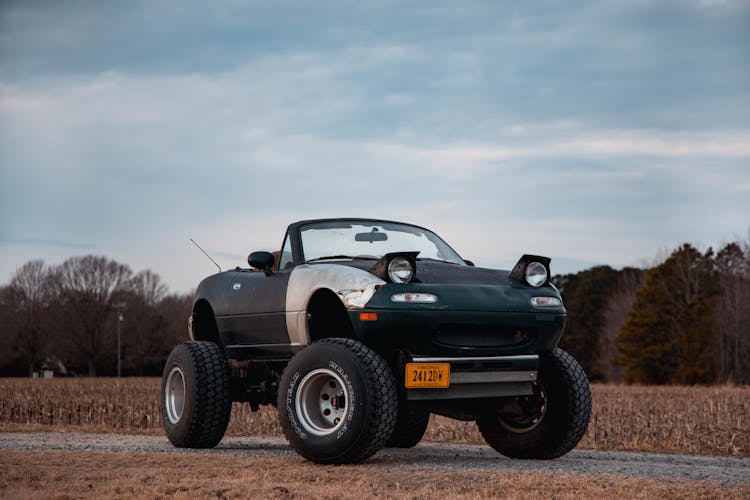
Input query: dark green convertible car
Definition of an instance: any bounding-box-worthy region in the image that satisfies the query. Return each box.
[161,218,591,464]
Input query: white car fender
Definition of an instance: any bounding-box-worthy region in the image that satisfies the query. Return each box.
[285,264,385,345]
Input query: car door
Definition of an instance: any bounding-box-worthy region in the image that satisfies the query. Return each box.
[215,269,292,346]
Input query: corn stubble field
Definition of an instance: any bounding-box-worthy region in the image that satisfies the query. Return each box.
[1,378,748,457]
[3,450,746,500]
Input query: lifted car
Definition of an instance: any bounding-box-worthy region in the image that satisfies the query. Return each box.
[161,218,591,464]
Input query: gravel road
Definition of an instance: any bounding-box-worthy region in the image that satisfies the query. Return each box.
[1,432,748,486]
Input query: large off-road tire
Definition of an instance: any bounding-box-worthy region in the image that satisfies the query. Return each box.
[278,338,398,464]
[387,402,430,448]
[477,348,591,459]
[161,341,232,448]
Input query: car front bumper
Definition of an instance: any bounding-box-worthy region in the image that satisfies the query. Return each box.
[404,354,538,400]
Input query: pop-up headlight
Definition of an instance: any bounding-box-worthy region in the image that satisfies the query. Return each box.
[370,252,420,284]
[525,262,548,287]
[509,254,552,287]
[387,256,414,283]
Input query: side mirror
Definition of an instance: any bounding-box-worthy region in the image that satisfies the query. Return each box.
[248,251,275,276]
[464,260,475,267]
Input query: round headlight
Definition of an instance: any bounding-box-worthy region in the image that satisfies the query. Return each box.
[387,257,414,283]
[525,262,548,287]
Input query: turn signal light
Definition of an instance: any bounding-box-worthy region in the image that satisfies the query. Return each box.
[359,312,378,321]
[530,296,562,307]
[390,293,438,303]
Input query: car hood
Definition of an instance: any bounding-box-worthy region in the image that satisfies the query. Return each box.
[337,259,514,286]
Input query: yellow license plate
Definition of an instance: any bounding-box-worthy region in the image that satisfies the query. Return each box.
[405,363,450,389]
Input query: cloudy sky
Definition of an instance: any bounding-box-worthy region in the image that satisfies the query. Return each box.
[1,0,749,293]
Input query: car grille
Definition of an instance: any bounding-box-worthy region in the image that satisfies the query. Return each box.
[434,324,536,348]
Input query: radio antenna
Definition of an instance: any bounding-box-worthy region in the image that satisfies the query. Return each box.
[189,238,222,272]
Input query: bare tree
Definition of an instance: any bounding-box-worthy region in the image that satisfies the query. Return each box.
[158,292,193,347]
[121,270,170,375]
[51,255,132,376]
[598,268,644,382]
[129,270,168,307]
[713,242,750,384]
[0,285,23,372]
[8,260,53,376]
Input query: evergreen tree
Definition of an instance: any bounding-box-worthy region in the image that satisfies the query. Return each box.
[617,244,717,384]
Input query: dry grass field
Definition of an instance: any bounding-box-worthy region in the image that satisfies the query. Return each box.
[1,378,748,457]
[3,449,748,500]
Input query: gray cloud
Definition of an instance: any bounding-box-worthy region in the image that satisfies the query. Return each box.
[1,0,748,291]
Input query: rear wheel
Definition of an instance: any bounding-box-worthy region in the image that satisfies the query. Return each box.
[278,338,398,464]
[161,341,232,448]
[477,348,591,459]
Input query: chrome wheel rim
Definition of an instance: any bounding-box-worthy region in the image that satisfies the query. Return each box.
[295,368,349,436]
[165,366,186,424]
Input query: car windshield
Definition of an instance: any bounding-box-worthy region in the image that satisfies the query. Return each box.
[299,220,466,265]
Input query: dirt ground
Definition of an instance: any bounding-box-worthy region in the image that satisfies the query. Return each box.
[2,449,748,500]
[3,379,748,457]
[2,379,749,498]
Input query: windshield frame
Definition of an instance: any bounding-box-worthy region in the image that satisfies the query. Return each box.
[286,218,467,267]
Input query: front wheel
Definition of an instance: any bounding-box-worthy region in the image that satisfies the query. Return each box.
[278,338,398,464]
[161,341,232,448]
[477,348,591,459]
[387,402,430,448]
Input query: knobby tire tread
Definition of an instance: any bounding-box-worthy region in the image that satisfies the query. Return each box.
[316,338,398,463]
[278,338,398,464]
[544,348,592,458]
[177,341,231,448]
[478,347,591,459]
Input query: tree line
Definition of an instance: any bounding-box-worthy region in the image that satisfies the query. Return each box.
[0,256,191,377]
[554,241,750,385]
[2,241,749,383]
